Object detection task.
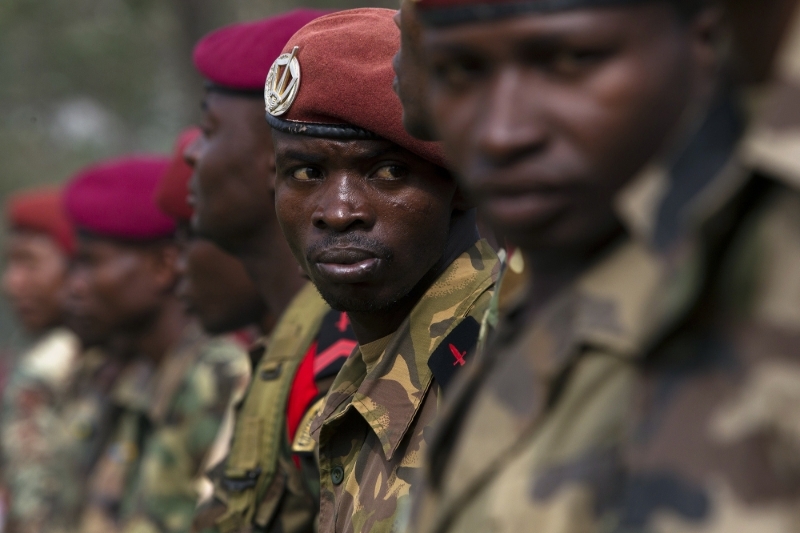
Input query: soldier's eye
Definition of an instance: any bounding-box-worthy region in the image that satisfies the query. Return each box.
[372,165,408,180]
[546,47,610,77]
[432,56,488,91]
[292,167,323,181]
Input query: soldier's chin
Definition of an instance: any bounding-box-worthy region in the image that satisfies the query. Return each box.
[314,285,405,315]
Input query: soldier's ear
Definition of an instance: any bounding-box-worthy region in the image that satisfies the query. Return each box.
[148,242,182,294]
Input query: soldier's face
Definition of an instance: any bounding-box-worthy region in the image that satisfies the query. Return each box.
[423,4,719,256]
[393,0,437,141]
[273,133,457,313]
[185,92,276,249]
[67,237,176,345]
[174,223,266,335]
[1,230,68,334]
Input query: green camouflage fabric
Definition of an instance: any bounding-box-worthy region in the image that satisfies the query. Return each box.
[80,323,250,533]
[407,11,800,533]
[0,327,83,533]
[191,282,332,533]
[313,239,498,533]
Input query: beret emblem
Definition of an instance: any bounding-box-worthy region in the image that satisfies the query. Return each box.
[265,46,301,116]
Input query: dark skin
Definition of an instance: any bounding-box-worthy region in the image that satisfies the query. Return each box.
[393,0,438,141]
[68,236,189,363]
[423,3,721,307]
[2,230,69,335]
[724,0,799,83]
[185,92,306,321]
[273,132,476,344]
[174,222,270,336]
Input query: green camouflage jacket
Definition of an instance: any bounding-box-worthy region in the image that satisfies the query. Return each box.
[192,282,357,533]
[407,12,800,533]
[80,323,250,533]
[313,239,498,533]
[1,328,82,533]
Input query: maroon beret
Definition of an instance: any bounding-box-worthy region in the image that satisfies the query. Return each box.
[414,0,654,26]
[155,127,201,221]
[64,155,176,241]
[193,9,333,93]
[264,8,446,168]
[7,187,75,255]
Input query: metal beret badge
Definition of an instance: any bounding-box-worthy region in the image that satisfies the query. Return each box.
[265,46,301,116]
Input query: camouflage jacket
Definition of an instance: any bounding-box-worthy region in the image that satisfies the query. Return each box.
[1,328,82,533]
[80,323,250,533]
[407,15,800,533]
[192,282,357,533]
[313,239,499,533]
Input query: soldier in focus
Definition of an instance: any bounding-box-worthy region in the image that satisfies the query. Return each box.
[63,156,249,533]
[183,11,360,533]
[266,9,498,532]
[0,187,81,533]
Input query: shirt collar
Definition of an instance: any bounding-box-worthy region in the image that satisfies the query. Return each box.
[499,238,662,385]
[312,239,499,459]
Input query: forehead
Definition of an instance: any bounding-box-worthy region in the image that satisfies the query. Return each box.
[423,4,678,51]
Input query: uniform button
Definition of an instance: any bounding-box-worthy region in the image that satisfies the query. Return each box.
[331,466,344,486]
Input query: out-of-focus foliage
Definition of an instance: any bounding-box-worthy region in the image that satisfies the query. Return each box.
[0,0,395,351]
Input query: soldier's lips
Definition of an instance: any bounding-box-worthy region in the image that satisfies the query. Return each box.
[311,248,383,283]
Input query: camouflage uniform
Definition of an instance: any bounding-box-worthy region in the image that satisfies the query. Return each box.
[80,323,250,533]
[1,327,82,533]
[407,13,800,533]
[193,282,357,533]
[314,239,498,533]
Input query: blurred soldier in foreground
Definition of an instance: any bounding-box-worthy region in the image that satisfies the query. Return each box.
[64,156,249,533]
[399,0,748,531]
[184,11,360,533]
[1,187,81,533]
[266,10,498,532]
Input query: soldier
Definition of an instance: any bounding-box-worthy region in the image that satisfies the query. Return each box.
[1,187,81,533]
[156,127,265,505]
[63,156,250,533]
[265,9,499,533]
[396,0,753,532]
[156,127,269,338]
[183,11,360,533]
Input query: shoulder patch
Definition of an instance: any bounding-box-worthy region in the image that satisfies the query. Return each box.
[314,310,358,380]
[427,316,480,393]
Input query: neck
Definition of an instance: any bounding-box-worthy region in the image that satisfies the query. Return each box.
[349,211,480,345]
[521,230,623,317]
[134,297,191,365]
[235,224,306,321]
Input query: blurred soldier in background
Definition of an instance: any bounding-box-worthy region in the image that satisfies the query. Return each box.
[266,9,498,533]
[184,11,360,533]
[1,187,81,533]
[155,126,267,504]
[63,156,249,533]
[155,127,270,340]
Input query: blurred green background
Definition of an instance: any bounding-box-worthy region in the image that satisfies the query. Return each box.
[0,0,396,353]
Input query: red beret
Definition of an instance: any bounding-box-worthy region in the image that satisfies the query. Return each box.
[193,9,333,93]
[265,8,446,168]
[6,187,75,255]
[155,128,201,221]
[64,155,176,241]
[414,0,654,26]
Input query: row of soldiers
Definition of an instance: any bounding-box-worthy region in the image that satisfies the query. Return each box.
[1,0,799,531]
